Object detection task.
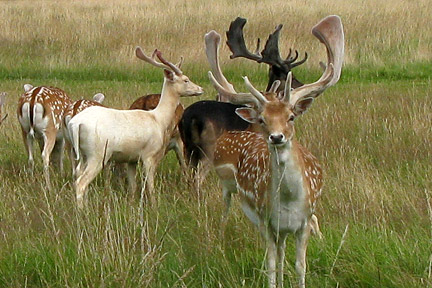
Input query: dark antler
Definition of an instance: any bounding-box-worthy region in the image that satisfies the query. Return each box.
[226,17,308,91]
[226,17,262,62]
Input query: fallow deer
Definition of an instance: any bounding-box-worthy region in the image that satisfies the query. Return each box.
[180,18,308,189]
[0,92,7,125]
[68,48,203,208]
[63,93,106,176]
[226,17,308,94]
[209,15,344,288]
[129,93,186,170]
[17,85,72,189]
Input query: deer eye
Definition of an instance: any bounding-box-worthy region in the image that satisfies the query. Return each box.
[288,115,295,122]
[258,117,266,125]
[184,79,189,83]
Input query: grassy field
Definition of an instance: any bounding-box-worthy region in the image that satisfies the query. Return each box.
[0,0,431,287]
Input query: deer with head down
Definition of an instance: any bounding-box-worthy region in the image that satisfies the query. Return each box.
[68,48,203,208]
[209,15,344,288]
[17,85,73,189]
[63,92,106,176]
[0,92,7,125]
[179,18,308,190]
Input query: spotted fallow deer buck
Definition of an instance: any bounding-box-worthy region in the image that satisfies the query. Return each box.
[68,48,203,208]
[63,93,106,176]
[210,15,344,288]
[0,92,7,125]
[17,85,72,188]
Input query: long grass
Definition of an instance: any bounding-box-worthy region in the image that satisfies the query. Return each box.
[0,1,431,287]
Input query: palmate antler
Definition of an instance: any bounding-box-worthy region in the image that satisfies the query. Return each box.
[242,15,344,112]
[226,17,308,91]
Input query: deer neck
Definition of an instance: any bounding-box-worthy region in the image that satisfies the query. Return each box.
[269,141,304,202]
[152,83,180,129]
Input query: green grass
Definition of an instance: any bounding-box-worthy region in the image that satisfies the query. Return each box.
[0,65,431,287]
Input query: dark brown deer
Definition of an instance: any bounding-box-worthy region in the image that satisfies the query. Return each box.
[180,18,307,189]
[226,17,308,93]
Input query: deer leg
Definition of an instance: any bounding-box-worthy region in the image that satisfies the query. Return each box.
[126,163,137,194]
[41,132,56,190]
[142,154,163,205]
[23,131,35,172]
[51,139,65,175]
[173,136,187,172]
[295,224,312,288]
[75,159,102,209]
[258,221,277,288]
[276,233,288,288]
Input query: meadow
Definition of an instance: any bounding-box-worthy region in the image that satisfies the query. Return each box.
[0,0,431,287]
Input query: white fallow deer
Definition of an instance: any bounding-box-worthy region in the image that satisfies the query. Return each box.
[0,92,7,125]
[17,85,73,189]
[68,48,203,208]
[63,93,106,176]
[209,15,344,288]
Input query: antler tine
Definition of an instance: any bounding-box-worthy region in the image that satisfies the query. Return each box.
[268,80,281,94]
[226,17,262,62]
[282,72,292,103]
[208,72,259,107]
[205,30,236,94]
[289,52,308,69]
[259,24,285,67]
[286,49,298,63]
[289,15,344,105]
[135,47,169,70]
[155,50,183,75]
[242,76,269,105]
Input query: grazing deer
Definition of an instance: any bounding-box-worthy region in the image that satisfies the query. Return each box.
[63,93,106,176]
[17,85,72,188]
[129,93,186,170]
[180,18,308,189]
[68,48,203,208]
[0,92,7,125]
[210,15,344,288]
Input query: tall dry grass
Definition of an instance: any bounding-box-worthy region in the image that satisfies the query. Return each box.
[0,0,431,70]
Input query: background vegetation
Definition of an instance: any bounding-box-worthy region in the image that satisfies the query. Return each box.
[0,0,431,287]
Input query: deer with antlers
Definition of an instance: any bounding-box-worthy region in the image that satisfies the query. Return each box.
[129,93,186,170]
[17,85,73,189]
[67,48,203,208]
[209,15,344,288]
[0,92,7,125]
[180,17,308,190]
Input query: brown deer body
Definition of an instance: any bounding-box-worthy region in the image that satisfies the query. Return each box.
[209,15,344,288]
[17,85,72,188]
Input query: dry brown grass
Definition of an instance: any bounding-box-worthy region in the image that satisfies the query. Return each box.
[0,0,431,70]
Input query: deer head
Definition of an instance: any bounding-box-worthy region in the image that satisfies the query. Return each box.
[136,47,203,97]
[226,17,308,92]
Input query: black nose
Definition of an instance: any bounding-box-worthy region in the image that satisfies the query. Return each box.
[269,134,284,144]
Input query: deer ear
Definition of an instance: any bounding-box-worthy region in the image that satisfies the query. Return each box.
[92,93,105,104]
[235,107,258,123]
[164,69,175,81]
[293,97,314,116]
